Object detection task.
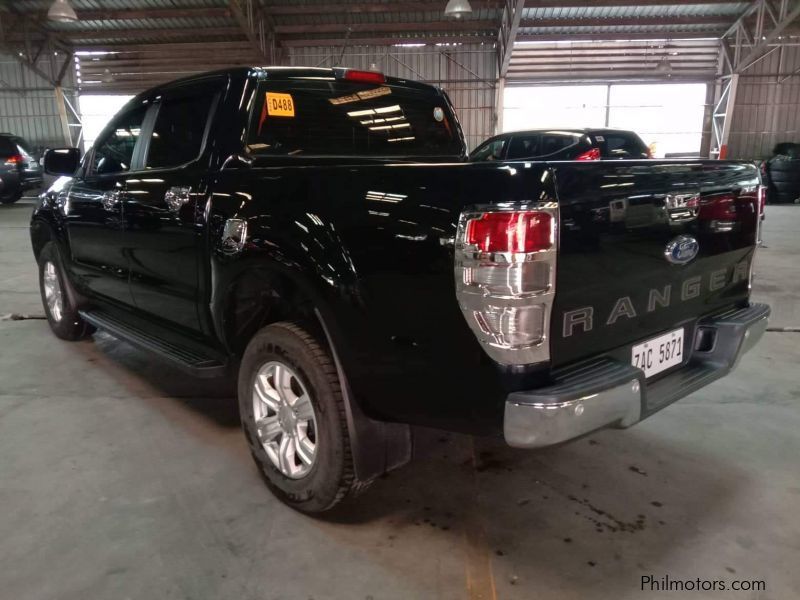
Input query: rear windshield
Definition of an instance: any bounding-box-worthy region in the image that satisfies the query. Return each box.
[592,131,649,159]
[246,80,464,158]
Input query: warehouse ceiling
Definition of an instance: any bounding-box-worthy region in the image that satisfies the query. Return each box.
[1,0,798,92]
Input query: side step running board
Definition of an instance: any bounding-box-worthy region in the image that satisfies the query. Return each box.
[79,309,228,378]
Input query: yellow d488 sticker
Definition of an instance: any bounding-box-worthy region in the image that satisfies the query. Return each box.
[265,92,295,117]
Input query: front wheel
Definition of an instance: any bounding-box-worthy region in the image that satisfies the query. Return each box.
[238,321,366,513]
[38,242,94,340]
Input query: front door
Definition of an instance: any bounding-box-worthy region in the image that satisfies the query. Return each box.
[65,100,150,305]
[124,79,222,335]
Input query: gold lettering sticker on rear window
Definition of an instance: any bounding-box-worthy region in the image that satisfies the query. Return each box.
[265,92,295,117]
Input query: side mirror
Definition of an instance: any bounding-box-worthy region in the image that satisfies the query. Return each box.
[44,147,80,176]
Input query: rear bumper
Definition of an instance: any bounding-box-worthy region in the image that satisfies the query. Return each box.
[504,303,770,448]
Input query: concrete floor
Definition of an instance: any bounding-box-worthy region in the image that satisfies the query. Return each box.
[1,197,798,600]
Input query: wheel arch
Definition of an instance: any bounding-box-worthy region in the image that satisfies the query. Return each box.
[217,261,411,483]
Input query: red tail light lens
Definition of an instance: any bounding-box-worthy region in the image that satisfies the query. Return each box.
[4,154,23,165]
[576,147,600,161]
[465,211,553,254]
[342,69,386,84]
[698,194,738,221]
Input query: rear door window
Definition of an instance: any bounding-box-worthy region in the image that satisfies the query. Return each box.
[595,132,649,159]
[146,85,218,169]
[247,80,463,158]
[507,135,541,159]
[538,133,582,157]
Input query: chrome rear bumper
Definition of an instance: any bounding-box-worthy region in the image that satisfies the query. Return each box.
[504,303,770,449]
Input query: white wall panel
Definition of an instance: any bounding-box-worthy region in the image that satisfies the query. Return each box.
[728,46,800,160]
[0,53,78,150]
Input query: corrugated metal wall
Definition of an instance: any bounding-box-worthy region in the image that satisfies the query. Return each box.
[286,44,497,151]
[0,53,77,150]
[728,45,800,160]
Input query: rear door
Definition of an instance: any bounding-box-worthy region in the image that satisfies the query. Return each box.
[550,161,760,369]
[124,78,222,334]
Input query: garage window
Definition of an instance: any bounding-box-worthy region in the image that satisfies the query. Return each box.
[504,83,707,158]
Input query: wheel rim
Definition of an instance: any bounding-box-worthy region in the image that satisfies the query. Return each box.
[252,361,318,479]
[43,261,64,323]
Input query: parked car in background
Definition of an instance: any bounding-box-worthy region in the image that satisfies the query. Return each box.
[0,133,43,204]
[761,142,800,204]
[469,128,651,162]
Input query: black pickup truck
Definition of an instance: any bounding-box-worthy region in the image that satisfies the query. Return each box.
[32,67,769,513]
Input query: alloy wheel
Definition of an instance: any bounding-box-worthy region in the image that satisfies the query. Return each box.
[252,361,318,479]
[43,261,64,322]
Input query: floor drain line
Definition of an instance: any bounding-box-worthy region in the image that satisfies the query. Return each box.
[0,313,47,321]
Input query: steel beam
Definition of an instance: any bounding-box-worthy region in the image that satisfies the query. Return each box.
[228,0,277,64]
[710,0,800,157]
[276,21,497,35]
[497,0,526,77]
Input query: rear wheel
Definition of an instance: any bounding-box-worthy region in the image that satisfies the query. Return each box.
[1,190,23,204]
[38,242,94,340]
[238,321,365,513]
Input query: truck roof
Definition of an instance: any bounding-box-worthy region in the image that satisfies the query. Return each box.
[133,66,440,98]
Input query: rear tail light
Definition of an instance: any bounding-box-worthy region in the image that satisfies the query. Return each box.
[3,154,23,166]
[698,188,762,234]
[757,184,766,216]
[339,69,386,84]
[455,204,558,365]
[576,147,600,161]
[465,211,553,254]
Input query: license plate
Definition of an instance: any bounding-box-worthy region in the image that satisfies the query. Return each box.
[631,327,684,378]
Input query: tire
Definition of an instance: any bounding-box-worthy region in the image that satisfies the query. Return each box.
[1,190,23,204]
[38,242,94,340]
[238,321,365,513]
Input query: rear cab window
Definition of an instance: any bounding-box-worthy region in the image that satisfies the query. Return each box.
[246,78,464,159]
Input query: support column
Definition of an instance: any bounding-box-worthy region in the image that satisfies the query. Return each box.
[54,85,72,146]
[717,73,739,159]
[495,77,505,135]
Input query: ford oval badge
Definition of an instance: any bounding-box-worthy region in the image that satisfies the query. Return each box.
[665,235,699,265]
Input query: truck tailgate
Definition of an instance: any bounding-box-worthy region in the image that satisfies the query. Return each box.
[549,160,761,368]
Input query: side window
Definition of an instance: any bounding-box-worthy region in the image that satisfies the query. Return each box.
[600,134,649,159]
[91,105,147,175]
[146,92,215,169]
[507,135,541,160]
[471,138,507,161]
[540,134,579,156]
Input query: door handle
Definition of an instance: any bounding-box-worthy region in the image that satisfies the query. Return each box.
[165,186,192,214]
[102,190,122,211]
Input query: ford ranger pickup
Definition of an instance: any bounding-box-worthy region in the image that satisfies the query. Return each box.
[31,67,769,512]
